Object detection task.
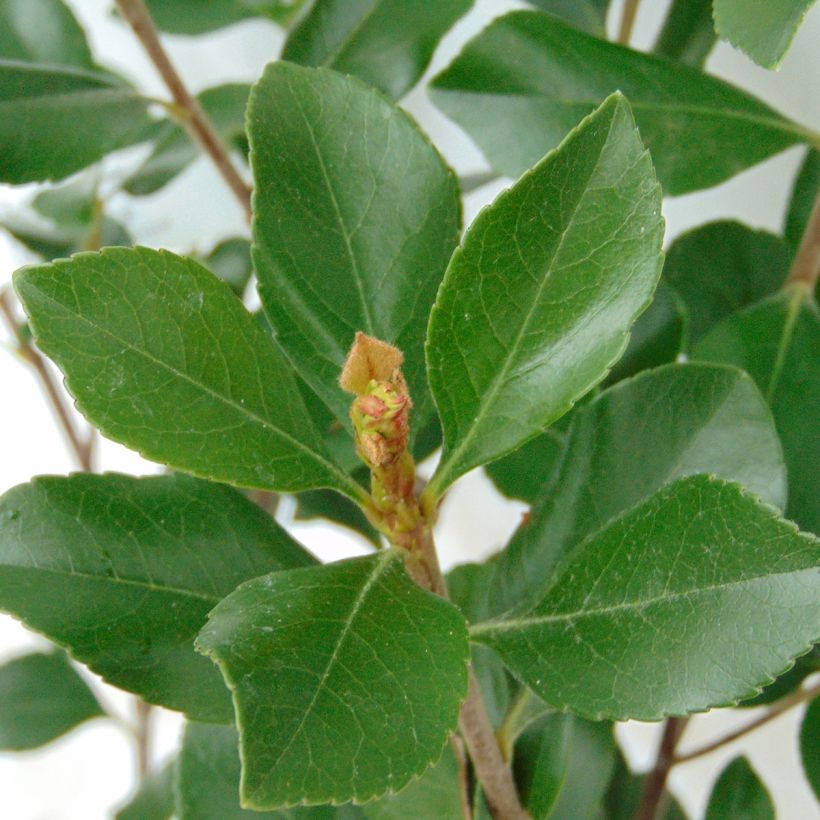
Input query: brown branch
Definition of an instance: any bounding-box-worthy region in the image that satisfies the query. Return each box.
[450,735,473,820]
[114,0,252,221]
[134,699,153,782]
[617,0,642,45]
[673,681,820,766]
[787,188,820,289]
[1,289,94,471]
[635,717,687,820]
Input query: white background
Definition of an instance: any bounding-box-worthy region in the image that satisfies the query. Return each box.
[0,0,818,817]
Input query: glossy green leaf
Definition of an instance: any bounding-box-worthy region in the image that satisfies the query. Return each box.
[713,0,817,68]
[429,11,814,195]
[800,696,820,801]
[473,475,820,721]
[705,756,774,819]
[0,0,97,69]
[0,651,105,750]
[250,62,460,437]
[14,247,363,498]
[123,84,250,196]
[525,0,609,36]
[426,93,664,497]
[201,238,253,297]
[116,760,175,820]
[282,0,471,100]
[785,149,820,256]
[143,0,305,34]
[196,552,469,808]
[481,363,788,618]
[484,427,565,504]
[364,746,461,820]
[605,280,686,383]
[515,714,616,820]
[653,0,716,66]
[664,221,790,344]
[0,61,152,184]
[176,723,359,819]
[694,291,820,533]
[0,473,314,721]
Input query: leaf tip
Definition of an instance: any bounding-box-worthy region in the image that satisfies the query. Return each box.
[340,331,405,395]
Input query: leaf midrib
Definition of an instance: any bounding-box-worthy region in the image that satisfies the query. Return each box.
[24,279,361,499]
[471,564,816,636]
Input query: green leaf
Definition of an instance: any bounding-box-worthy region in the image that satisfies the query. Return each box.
[473,475,820,721]
[694,291,820,533]
[785,149,820,256]
[123,84,250,196]
[605,280,686,383]
[201,238,253,297]
[484,427,566,504]
[0,473,314,721]
[739,645,819,706]
[0,0,97,69]
[364,745,462,820]
[0,650,105,750]
[515,714,616,820]
[177,723,359,819]
[34,174,98,230]
[116,760,175,820]
[800,696,820,802]
[713,0,817,69]
[525,0,609,36]
[604,749,686,820]
[473,362,789,621]
[282,0,471,100]
[653,0,716,66]
[14,247,363,498]
[143,0,306,34]
[0,61,153,184]
[664,221,790,345]
[196,552,469,808]
[426,93,664,497]
[429,11,814,195]
[2,213,130,260]
[705,756,775,819]
[250,62,460,439]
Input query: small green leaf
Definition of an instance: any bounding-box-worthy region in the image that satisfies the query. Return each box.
[515,714,616,820]
[33,173,97,230]
[0,0,97,69]
[653,0,717,66]
[525,0,609,36]
[664,221,790,344]
[282,0,471,100]
[0,651,105,750]
[116,760,175,820]
[785,149,820,256]
[473,475,820,721]
[713,0,817,68]
[123,84,250,196]
[176,723,359,818]
[482,363,788,618]
[143,0,306,34]
[14,247,363,498]
[426,93,664,497]
[429,11,814,195]
[196,552,469,808]
[0,61,152,183]
[0,473,314,721]
[800,696,820,802]
[201,237,253,297]
[694,291,820,533]
[605,281,686,383]
[250,62,460,439]
[705,756,775,819]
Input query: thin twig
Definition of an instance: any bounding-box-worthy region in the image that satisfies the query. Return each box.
[134,699,153,782]
[673,681,820,765]
[617,0,642,45]
[114,0,252,221]
[0,289,94,471]
[786,188,820,289]
[635,717,687,820]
